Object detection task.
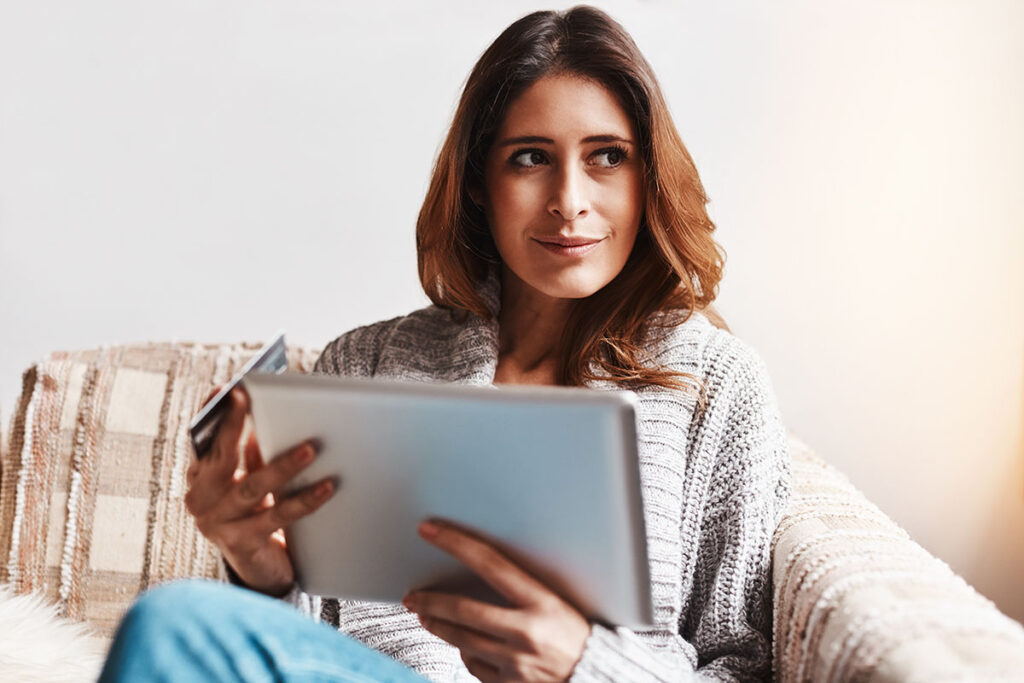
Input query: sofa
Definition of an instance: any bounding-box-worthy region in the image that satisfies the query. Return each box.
[1,340,1023,682]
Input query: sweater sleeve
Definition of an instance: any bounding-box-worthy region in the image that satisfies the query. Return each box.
[682,340,792,681]
[310,317,399,379]
[569,338,792,683]
[220,557,313,614]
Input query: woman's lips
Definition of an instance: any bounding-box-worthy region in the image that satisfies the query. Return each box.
[534,238,604,257]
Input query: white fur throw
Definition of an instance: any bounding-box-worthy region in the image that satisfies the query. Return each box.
[0,584,105,682]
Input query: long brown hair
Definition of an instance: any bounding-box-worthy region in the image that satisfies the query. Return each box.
[416,5,729,398]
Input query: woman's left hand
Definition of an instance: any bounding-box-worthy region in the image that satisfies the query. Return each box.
[403,519,591,683]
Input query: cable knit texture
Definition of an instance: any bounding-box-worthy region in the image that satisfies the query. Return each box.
[280,266,792,682]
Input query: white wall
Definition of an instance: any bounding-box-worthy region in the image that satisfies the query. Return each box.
[2,1,1021,623]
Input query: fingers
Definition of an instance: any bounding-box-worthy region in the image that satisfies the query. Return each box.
[212,388,249,473]
[415,616,507,669]
[403,591,524,642]
[417,521,549,607]
[187,458,200,486]
[216,441,320,523]
[185,390,252,518]
[243,432,264,474]
[461,653,501,683]
[226,477,336,550]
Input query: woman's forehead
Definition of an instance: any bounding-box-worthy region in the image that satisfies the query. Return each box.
[495,74,635,143]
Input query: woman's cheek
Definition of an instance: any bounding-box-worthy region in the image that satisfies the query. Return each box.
[492,183,540,237]
[509,176,546,213]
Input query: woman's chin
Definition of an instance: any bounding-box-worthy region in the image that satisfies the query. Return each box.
[528,270,613,300]
[502,260,620,301]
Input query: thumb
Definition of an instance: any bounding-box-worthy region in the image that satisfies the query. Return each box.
[243,431,264,474]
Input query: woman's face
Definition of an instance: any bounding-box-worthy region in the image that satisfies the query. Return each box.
[479,74,645,301]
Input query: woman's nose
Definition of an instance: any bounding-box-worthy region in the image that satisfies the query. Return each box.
[547,163,590,221]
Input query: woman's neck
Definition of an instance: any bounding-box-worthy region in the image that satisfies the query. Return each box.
[496,264,572,377]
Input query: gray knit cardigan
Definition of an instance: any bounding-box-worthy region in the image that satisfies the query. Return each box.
[283,266,793,682]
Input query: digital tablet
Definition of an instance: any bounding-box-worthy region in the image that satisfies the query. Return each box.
[242,372,654,628]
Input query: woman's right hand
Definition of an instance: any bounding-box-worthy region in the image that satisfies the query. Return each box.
[184,386,336,597]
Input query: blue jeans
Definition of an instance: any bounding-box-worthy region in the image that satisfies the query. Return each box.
[99,579,431,682]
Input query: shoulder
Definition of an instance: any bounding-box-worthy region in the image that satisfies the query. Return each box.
[312,303,457,377]
[658,312,791,501]
[645,308,773,393]
[645,310,791,519]
[645,309,786,465]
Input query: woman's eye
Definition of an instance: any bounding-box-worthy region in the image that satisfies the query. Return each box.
[593,146,628,168]
[511,150,547,168]
[508,147,628,169]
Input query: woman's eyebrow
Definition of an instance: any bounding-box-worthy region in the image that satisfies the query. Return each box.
[496,134,634,147]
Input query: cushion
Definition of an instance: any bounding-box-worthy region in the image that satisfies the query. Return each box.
[0,341,320,641]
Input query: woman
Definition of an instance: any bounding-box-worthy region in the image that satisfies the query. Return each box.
[101,6,791,682]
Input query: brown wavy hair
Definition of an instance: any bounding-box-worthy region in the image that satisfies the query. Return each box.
[416,5,729,398]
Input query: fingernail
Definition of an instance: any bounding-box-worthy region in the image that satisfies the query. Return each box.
[402,593,416,609]
[295,445,315,465]
[419,521,439,538]
[316,480,333,498]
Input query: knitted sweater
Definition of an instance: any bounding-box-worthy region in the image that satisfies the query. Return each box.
[281,266,792,682]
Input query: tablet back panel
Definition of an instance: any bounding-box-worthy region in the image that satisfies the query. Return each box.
[243,373,653,628]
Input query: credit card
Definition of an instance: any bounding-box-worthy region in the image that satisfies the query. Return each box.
[189,330,288,459]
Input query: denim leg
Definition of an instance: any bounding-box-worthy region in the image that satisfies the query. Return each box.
[99,579,430,683]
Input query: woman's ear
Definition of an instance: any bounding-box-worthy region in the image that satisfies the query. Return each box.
[467,185,485,208]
